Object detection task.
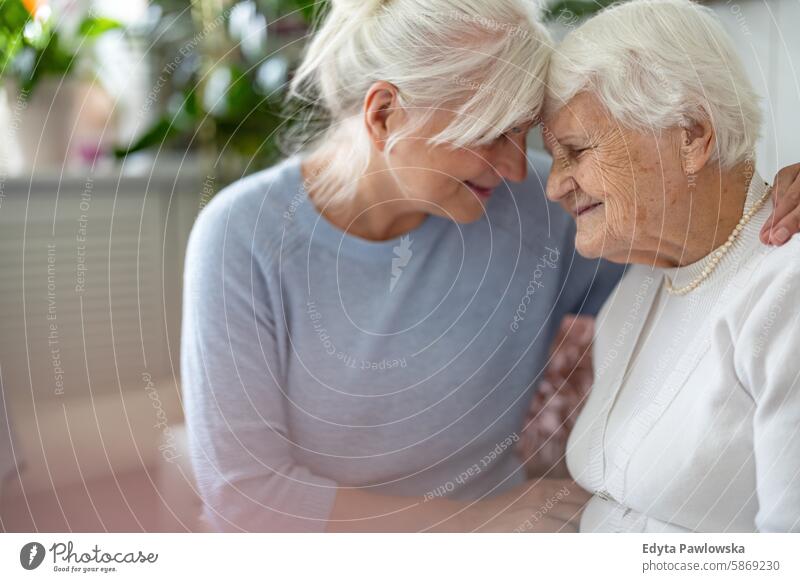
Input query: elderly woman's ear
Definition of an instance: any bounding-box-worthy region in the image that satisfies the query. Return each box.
[363,81,404,152]
[678,116,716,176]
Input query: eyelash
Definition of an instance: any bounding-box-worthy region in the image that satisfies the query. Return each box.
[471,126,527,148]
[498,127,527,143]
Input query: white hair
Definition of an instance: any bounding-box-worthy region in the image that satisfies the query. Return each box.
[545,0,761,169]
[288,0,553,205]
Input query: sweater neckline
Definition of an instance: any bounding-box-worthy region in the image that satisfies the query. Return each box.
[663,171,769,292]
[284,156,448,263]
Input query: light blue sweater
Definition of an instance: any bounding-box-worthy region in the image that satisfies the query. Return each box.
[181,151,623,531]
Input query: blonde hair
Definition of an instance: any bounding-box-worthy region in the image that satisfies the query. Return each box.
[545,0,761,169]
[288,0,553,204]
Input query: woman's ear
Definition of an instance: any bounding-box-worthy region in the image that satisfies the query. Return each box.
[679,114,716,176]
[363,81,402,152]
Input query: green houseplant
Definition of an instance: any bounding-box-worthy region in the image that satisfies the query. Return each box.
[114,0,321,180]
[0,0,123,169]
[543,0,620,22]
[1,0,121,97]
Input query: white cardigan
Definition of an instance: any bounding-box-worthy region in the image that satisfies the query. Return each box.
[567,175,800,532]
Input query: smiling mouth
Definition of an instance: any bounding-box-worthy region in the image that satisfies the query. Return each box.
[574,202,603,217]
[464,180,494,199]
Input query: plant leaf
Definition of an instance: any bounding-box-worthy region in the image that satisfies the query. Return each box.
[543,0,619,22]
[78,16,122,38]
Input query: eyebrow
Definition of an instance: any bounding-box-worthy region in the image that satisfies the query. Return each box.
[552,132,587,143]
[542,132,589,156]
[542,131,571,146]
[504,119,536,133]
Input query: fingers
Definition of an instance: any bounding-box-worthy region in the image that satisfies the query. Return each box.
[540,496,586,526]
[551,518,579,533]
[762,165,800,245]
[560,503,585,531]
[564,315,594,344]
[555,480,592,505]
[482,513,579,533]
[531,478,591,506]
[516,516,579,533]
[761,207,798,246]
[494,480,589,532]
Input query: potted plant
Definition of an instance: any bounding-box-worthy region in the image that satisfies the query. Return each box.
[112,0,320,184]
[0,0,122,171]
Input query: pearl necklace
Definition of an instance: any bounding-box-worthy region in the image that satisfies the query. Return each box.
[665,183,772,296]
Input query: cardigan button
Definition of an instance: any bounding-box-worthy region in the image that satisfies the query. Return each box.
[595,489,613,501]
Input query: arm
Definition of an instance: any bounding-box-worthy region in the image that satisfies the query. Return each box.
[761,163,800,245]
[736,259,800,532]
[328,479,588,532]
[182,197,338,532]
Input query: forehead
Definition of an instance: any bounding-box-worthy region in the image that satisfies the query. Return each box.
[543,91,609,140]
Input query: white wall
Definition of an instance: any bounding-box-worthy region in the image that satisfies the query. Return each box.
[710,0,800,178]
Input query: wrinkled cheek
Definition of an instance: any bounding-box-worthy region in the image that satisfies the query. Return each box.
[603,196,639,243]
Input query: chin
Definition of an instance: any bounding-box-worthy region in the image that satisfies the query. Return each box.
[430,207,483,225]
[444,201,487,224]
[575,234,604,259]
[458,209,487,224]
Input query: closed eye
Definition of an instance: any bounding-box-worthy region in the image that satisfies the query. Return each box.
[499,126,530,145]
[471,125,530,148]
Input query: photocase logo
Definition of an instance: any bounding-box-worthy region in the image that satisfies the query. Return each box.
[20,542,46,570]
[390,235,413,293]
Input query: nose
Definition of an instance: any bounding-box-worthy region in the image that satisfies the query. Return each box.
[545,154,578,203]
[490,136,528,183]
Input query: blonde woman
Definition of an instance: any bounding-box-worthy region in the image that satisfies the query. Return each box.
[181,0,800,532]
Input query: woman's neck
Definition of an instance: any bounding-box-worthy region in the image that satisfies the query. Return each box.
[654,162,752,268]
[302,154,428,241]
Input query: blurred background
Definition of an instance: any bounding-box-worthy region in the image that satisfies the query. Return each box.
[0,0,797,532]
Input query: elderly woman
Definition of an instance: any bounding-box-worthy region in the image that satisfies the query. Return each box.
[543,0,800,532]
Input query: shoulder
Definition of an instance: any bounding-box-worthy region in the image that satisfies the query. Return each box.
[746,235,800,283]
[732,236,800,318]
[193,156,303,239]
[187,157,305,266]
[731,237,800,393]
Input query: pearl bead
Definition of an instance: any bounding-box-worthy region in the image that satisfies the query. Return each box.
[666,185,771,296]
